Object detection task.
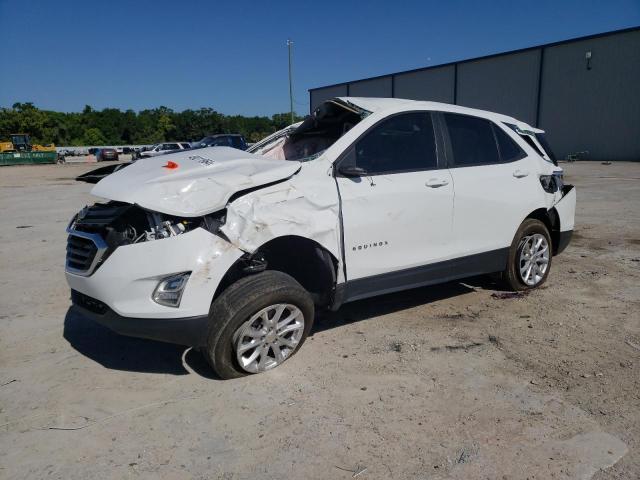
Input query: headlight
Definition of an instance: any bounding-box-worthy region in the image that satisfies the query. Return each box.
[152,272,190,307]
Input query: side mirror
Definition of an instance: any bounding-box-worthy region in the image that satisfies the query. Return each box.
[338,165,367,177]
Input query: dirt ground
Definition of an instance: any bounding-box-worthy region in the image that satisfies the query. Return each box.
[0,161,638,480]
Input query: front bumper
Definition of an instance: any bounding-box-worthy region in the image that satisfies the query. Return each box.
[65,227,244,320]
[71,291,208,346]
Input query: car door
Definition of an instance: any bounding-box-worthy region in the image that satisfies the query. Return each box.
[335,111,455,285]
[440,112,542,260]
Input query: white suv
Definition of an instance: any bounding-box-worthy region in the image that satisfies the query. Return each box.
[65,97,576,379]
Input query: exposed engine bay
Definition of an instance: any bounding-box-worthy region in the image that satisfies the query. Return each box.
[67,202,225,275]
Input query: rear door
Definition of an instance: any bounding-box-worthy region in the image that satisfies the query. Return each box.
[441,112,541,259]
[336,111,455,283]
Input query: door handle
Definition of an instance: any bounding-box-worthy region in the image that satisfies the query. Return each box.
[426,178,449,188]
[513,170,529,178]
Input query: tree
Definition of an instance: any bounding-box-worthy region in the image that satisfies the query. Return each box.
[0,103,304,146]
[83,127,107,146]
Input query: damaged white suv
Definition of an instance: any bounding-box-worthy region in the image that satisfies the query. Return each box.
[66,97,576,379]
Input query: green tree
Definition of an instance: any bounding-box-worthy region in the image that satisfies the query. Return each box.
[0,103,305,146]
[83,127,107,146]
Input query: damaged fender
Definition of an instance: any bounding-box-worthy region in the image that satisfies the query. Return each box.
[220,158,344,282]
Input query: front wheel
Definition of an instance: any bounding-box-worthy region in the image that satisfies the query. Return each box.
[502,218,552,291]
[203,271,314,379]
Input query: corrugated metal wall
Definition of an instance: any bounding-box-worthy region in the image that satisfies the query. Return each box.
[394,66,455,103]
[539,29,640,161]
[309,85,348,113]
[309,27,640,161]
[349,77,393,97]
[456,49,541,126]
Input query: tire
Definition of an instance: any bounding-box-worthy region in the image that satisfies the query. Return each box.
[203,271,314,379]
[502,218,552,291]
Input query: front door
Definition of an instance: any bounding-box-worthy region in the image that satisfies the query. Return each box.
[335,112,455,284]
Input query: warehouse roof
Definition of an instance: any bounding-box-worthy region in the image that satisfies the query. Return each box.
[310,25,640,92]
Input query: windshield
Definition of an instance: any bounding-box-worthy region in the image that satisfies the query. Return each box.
[248,100,363,162]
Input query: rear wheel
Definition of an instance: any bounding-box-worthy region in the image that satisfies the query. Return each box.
[203,271,314,379]
[502,219,552,291]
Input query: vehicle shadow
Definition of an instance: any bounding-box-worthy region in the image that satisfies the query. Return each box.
[63,307,191,375]
[312,275,497,334]
[63,275,499,377]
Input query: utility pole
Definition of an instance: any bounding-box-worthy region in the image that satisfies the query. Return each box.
[287,38,294,124]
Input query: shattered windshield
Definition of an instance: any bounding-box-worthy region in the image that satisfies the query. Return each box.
[249,100,363,162]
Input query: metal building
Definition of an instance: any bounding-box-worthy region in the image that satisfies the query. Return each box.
[309,27,640,161]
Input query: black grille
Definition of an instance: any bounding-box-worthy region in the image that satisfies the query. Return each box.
[73,202,133,233]
[66,234,98,272]
[71,290,109,315]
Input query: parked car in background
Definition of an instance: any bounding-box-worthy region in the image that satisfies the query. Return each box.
[139,142,191,158]
[192,134,247,150]
[65,97,576,379]
[97,148,119,162]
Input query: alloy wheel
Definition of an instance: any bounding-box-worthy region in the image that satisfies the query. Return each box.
[518,233,550,286]
[233,304,305,373]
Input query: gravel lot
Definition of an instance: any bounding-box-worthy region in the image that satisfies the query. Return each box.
[0,161,638,479]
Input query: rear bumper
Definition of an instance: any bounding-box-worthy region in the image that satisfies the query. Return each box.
[555,230,573,255]
[71,290,208,346]
[552,184,576,255]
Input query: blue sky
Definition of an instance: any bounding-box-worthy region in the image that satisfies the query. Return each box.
[0,0,638,116]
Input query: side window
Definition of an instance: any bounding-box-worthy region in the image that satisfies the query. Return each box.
[443,113,500,166]
[493,125,526,162]
[352,112,437,175]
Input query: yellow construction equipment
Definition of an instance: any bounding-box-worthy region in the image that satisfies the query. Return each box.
[0,133,56,153]
[0,134,57,165]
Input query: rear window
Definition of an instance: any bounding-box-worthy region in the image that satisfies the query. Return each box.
[493,125,526,162]
[504,123,557,165]
[534,133,557,165]
[444,113,500,167]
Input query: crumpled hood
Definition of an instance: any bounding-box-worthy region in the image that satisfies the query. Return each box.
[91,147,301,217]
